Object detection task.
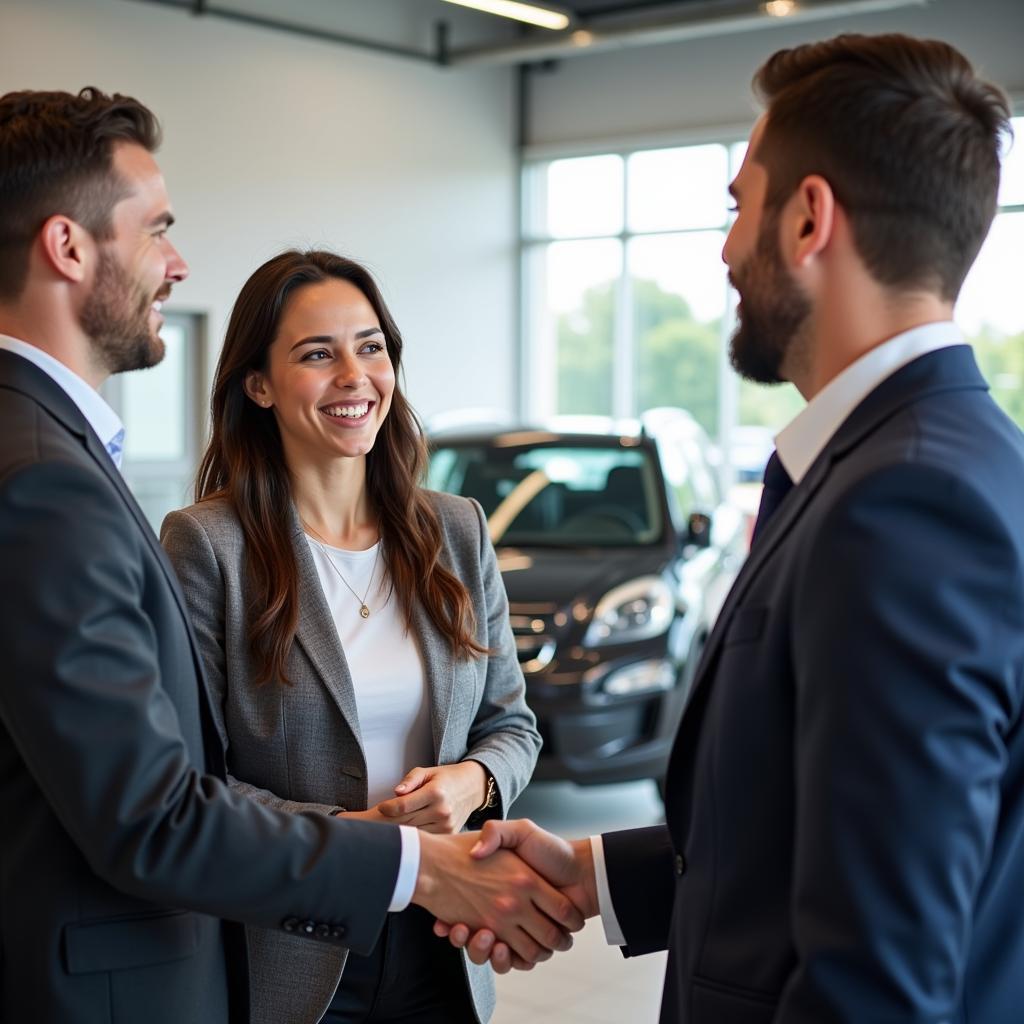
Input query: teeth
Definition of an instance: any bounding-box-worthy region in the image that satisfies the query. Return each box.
[152,301,163,312]
[323,403,369,419]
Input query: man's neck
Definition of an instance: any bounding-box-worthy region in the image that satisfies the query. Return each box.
[0,306,106,389]
[790,286,954,400]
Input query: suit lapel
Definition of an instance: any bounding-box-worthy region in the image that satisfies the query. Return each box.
[289,507,365,747]
[411,601,456,762]
[678,344,989,739]
[0,352,228,776]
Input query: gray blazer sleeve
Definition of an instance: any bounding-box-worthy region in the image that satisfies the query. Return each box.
[161,508,340,818]
[457,497,541,821]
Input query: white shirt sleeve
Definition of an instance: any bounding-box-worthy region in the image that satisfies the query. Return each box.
[388,825,421,912]
[590,834,626,946]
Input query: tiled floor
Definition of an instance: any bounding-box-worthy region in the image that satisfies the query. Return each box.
[490,780,667,1024]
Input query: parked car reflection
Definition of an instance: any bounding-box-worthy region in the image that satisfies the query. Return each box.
[428,410,745,798]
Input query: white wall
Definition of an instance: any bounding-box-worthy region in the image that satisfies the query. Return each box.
[525,0,1024,152]
[0,0,518,420]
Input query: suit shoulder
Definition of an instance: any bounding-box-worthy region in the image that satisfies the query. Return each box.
[161,496,243,553]
[424,489,483,530]
[0,385,83,477]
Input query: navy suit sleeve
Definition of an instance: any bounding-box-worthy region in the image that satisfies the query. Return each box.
[0,459,400,954]
[602,824,676,954]
[778,462,1024,1021]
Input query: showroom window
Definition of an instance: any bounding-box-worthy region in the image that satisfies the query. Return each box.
[101,312,207,531]
[522,115,1024,467]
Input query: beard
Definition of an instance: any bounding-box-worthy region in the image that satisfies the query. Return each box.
[80,248,166,375]
[728,208,811,385]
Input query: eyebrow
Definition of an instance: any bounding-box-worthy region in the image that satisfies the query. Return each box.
[289,328,384,353]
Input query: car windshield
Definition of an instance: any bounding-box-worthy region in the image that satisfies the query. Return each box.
[428,440,664,547]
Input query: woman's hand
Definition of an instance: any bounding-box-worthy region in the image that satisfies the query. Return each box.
[334,806,391,824]
[375,761,488,834]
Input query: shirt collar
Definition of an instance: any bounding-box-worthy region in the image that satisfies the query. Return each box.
[0,335,126,470]
[775,321,965,484]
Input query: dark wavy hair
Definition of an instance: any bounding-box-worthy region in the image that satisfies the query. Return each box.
[752,33,1012,300]
[0,87,161,300]
[196,250,487,686]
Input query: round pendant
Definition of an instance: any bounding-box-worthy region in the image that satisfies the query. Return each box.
[359,605,370,619]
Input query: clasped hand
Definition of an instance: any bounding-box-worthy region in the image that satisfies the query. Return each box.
[338,761,485,834]
[432,819,599,973]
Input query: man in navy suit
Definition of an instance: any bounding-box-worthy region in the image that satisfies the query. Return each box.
[444,33,1024,1023]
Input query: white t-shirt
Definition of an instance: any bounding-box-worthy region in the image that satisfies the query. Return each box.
[305,537,433,807]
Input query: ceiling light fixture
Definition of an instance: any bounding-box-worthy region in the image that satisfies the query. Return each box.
[762,0,798,15]
[438,0,572,32]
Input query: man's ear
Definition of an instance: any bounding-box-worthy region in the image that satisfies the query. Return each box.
[243,369,273,409]
[786,174,836,269]
[37,215,93,284]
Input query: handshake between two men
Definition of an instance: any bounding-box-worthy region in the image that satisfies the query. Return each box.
[415,820,594,972]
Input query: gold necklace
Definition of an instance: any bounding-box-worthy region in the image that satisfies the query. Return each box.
[302,520,381,619]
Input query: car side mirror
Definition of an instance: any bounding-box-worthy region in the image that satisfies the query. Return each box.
[685,511,712,549]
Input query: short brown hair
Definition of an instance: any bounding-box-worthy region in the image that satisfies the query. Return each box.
[0,87,161,300]
[752,34,1012,300]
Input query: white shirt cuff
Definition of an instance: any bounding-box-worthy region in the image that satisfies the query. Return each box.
[590,835,626,946]
[388,825,420,912]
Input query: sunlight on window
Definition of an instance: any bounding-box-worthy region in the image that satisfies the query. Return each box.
[997,116,1024,207]
[628,146,729,232]
[546,155,624,238]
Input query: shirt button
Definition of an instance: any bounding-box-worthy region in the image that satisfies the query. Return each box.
[315,923,331,938]
[330,925,347,940]
[675,853,686,876]
[301,920,316,935]
[281,917,299,933]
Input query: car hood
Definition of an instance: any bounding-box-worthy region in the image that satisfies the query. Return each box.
[496,545,672,608]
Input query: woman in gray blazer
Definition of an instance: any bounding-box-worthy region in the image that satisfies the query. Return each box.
[161,250,540,1024]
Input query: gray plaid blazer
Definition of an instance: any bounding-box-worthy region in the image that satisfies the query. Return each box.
[161,490,540,1024]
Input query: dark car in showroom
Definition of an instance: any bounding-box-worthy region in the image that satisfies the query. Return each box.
[427,409,746,796]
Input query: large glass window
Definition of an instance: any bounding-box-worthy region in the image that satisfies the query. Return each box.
[522,115,1024,479]
[959,116,1024,429]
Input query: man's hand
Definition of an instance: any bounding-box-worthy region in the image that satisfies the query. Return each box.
[433,819,599,972]
[413,829,585,967]
[376,761,486,834]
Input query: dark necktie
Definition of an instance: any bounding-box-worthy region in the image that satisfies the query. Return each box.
[750,450,793,547]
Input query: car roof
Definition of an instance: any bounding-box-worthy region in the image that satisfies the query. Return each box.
[429,408,702,448]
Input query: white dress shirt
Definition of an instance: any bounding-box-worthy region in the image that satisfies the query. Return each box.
[305,537,429,912]
[593,320,967,946]
[0,334,126,469]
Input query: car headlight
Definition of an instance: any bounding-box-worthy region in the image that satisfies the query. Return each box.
[601,659,676,697]
[583,576,674,647]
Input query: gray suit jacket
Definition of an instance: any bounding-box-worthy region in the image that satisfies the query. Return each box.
[161,490,540,1024]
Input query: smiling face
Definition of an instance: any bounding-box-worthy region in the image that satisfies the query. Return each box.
[245,277,396,471]
[79,141,188,374]
[722,117,811,385]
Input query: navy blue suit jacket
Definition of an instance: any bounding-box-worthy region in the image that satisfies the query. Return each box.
[604,345,1024,1023]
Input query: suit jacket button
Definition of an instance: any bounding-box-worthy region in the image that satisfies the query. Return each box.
[282,917,300,933]
[675,853,686,876]
[331,925,347,940]
[301,920,316,935]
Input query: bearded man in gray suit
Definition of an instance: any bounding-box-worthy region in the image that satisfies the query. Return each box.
[0,87,581,1024]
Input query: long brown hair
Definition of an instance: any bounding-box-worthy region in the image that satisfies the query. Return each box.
[196,249,486,685]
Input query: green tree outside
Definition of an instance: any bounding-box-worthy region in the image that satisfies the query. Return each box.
[556,279,1024,435]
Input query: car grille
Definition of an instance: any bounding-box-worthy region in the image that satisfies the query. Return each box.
[508,604,558,673]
